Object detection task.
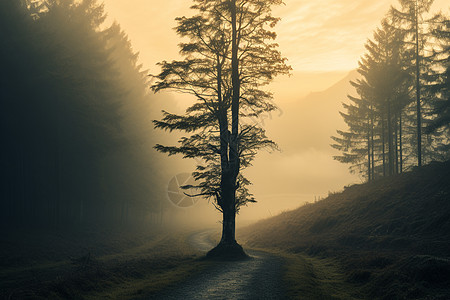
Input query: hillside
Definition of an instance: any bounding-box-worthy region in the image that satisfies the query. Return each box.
[240,160,450,299]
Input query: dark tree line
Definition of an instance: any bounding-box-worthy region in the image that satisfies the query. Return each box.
[332,0,449,180]
[0,0,163,229]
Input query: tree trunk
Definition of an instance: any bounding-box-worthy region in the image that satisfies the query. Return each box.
[207,0,246,259]
[399,111,403,173]
[387,100,394,175]
[225,0,239,244]
[415,0,422,167]
[219,167,236,244]
[54,139,61,229]
[209,172,245,259]
[371,105,375,179]
[367,111,371,181]
[382,114,386,177]
[394,113,399,174]
[216,53,236,245]
[220,189,236,244]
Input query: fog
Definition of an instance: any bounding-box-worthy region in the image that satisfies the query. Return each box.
[155,71,362,226]
[97,0,448,227]
[2,1,449,298]
[1,0,448,231]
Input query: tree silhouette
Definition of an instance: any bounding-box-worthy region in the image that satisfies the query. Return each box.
[0,0,163,229]
[332,1,449,180]
[390,0,438,166]
[424,16,450,153]
[152,0,290,258]
[333,17,411,179]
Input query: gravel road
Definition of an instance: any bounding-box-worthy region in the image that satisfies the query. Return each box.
[149,230,286,299]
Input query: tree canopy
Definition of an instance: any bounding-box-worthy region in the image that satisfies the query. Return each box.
[152,0,290,254]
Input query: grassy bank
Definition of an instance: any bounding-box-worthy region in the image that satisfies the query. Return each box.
[240,160,450,299]
[0,227,209,299]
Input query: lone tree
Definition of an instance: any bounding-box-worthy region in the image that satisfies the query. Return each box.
[151,0,290,258]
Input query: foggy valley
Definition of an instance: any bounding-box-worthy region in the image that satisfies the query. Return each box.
[1,0,449,299]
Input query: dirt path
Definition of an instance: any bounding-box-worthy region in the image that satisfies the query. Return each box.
[149,230,286,299]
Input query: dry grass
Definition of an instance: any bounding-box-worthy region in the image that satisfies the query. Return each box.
[0,228,210,299]
[283,253,361,299]
[240,160,450,299]
[242,245,364,300]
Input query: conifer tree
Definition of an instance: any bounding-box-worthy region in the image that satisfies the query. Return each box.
[332,18,411,179]
[390,0,439,166]
[0,0,163,228]
[423,16,450,156]
[333,2,449,179]
[152,0,290,257]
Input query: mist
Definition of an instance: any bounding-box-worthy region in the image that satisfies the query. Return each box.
[2,0,449,299]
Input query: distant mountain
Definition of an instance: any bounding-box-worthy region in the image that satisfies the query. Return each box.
[265,69,360,154]
[269,70,350,100]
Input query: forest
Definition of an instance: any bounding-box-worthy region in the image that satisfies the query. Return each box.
[332,0,449,179]
[0,0,166,229]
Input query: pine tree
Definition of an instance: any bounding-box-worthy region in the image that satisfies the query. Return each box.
[390,0,439,166]
[0,0,164,229]
[424,16,450,156]
[332,18,411,179]
[152,0,290,257]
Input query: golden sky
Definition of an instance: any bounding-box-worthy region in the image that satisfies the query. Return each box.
[101,0,449,221]
[102,0,449,73]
